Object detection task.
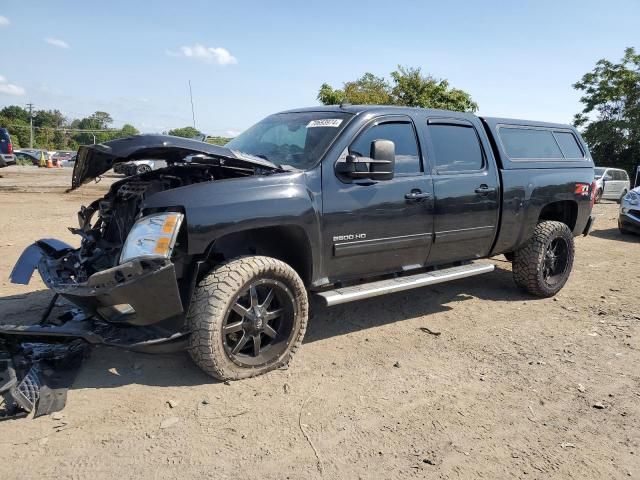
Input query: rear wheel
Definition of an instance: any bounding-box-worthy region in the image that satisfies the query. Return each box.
[512,221,575,297]
[187,256,308,380]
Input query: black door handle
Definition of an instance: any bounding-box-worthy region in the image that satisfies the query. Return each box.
[475,185,496,195]
[405,190,431,200]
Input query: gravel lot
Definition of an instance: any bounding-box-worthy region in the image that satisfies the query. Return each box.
[0,166,638,479]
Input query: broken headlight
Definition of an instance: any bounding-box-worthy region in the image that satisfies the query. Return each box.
[120,212,184,264]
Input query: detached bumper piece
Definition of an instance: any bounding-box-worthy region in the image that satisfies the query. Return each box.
[0,311,189,420]
[4,239,191,419]
[11,239,184,326]
[0,339,89,421]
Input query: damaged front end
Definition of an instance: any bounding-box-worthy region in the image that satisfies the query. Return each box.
[2,135,283,418]
[10,134,281,327]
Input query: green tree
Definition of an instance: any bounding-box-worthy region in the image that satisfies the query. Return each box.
[119,124,139,137]
[168,126,202,138]
[33,109,66,129]
[391,66,478,112]
[206,136,233,146]
[1,105,30,123]
[573,47,640,177]
[317,66,478,113]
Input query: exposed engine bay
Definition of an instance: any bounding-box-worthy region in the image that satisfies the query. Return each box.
[59,161,263,284]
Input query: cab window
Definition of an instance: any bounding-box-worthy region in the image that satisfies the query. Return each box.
[349,121,422,175]
[428,124,484,173]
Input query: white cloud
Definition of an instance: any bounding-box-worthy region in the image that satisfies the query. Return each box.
[170,44,237,65]
[0,16,9,27]
[224,130,241,137]
[45,37,70,49]
[0,75,25,96]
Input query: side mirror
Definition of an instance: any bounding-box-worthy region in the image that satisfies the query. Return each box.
[603,174,613,181]
[336,139,395,181]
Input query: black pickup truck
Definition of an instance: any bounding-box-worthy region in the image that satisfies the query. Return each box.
[5,105,595,389]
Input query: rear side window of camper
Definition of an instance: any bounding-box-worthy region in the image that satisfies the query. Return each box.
[498,127,584,160]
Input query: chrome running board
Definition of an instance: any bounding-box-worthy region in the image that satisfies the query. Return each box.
[316,263,495,307]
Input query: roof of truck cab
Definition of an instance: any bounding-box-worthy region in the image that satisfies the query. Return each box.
[277,106,574,129]
[481,116,575,130]
[278,104,477,118]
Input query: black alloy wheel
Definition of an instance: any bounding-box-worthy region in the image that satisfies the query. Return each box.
[542,237,570,287]
[222,279,296,367]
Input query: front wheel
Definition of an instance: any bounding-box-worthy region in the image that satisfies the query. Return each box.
[187,256,308,380]
[136,164,152,175]
[512,221,575,297]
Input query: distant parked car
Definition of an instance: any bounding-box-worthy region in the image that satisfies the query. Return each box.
[14,151,40,166]
[594,167,630,203]
[619,186,640,235]
[61,154,77,168]
[15,149,50,166]
[0,128,15,167]
[113,159,167,176]
[52,151,75,163]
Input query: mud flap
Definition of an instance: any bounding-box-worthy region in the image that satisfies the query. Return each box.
[0,339,90,421]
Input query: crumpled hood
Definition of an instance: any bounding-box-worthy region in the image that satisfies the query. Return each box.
[71,134,280,190]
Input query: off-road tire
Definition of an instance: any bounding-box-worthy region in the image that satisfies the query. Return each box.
[136,164,152,175]
[187,256,308,380]
[512,221,574,297]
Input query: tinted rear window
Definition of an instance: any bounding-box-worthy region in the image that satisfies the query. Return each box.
[554,131,583,158]
[499,127,563,159]
[0,129,9,141]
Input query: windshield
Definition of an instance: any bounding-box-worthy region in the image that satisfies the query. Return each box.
[226,112,352,169]
[594,167,605,178]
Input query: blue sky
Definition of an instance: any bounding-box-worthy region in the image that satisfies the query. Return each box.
[1,1,639,135]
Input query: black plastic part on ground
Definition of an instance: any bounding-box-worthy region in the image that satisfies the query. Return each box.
[0,339,90,421]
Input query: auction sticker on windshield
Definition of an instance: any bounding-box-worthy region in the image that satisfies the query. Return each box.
[307,119,343,128]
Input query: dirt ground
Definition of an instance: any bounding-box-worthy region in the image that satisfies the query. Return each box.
[0,166,638,479]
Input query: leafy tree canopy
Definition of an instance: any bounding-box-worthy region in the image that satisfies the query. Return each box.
[168,126,202,138]
[206,136,233,146]
[318,66,478,113]
[574,47,640,177]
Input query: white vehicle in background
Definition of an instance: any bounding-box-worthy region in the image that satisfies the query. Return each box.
[113,159,167,176]
[594,167,630,203]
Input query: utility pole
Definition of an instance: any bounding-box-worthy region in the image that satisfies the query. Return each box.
[26,103,34,148]
[188,80,196,129]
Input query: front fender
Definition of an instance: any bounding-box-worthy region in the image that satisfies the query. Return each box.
[142,170,322,268]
